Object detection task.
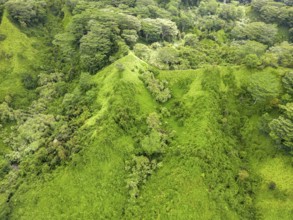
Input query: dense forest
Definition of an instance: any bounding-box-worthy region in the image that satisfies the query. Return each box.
[0,0,292,219]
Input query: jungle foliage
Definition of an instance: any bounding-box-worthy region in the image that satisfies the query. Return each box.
[0,0,292,219]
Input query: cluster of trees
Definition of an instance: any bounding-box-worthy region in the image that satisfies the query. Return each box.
[134,38,292,70]
[3,0,292,72]
[140,70,172,103]
[0,0,292,217]
[5,0,47,27]
[232,22,278,45]
[0,0,291,177]
[126,111,171,205]
[126,155,160,202]
[129,0,291,69]
[0,67,100,185]
[50,1,180,73]
[141,18,179,42]
[269,72,293,153]
[0,102,16,123]
[252,0,293,28]
[79,21,119,73]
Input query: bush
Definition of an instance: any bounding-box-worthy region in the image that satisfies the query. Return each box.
[0,160,10,178]
[115,63,125,72]
[134,43,151,61]
[244,54,262,68]
[21,73,38,90]
[79,72,95,93]
[140,71,171,103]
[282,72,293,95]
[268,181,276,190]
[0,102,16,123]
[0,34,6,41]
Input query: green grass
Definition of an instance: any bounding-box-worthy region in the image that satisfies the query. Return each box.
[0,11,40,106]
[2,53,292,219]
[62,6,72,28]
[255,156,293,220]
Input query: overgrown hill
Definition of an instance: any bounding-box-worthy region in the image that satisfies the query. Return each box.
[0,10,39,107]
[2,53,292,219]
[0,0,292,219]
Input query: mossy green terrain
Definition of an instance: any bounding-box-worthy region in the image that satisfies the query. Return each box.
[0,0,292,219]
[0,11,42,107]
[1,54,291,219]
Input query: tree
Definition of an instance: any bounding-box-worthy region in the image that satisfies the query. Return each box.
[197,15,225,32]
[0,102,15,123]
[141,18,162,42]
[0,0,7,20]
[65,0,78,13]
[198,0,218,16]
[122,29,139,47]
[176,11,195,32]
[141,131,162,156]
[251,0,292,27]
[67,10,92,42]
[267,42,293,68]
[244,54,261,68]
[247,72,280,103]
[184,34,198,47]
[146,112,161,130]
[21,73,38,90]
[282,72,293,95]
[157,18,179,41]
[219,3,244,21]
[232,22,278,45]
[231,40,267,64]
[134,43,151,60]
[141,18,178,42]
[158,46,179,68]
[116,14,141,32]
[111,0,136,7]
[52,33,76,63]
[6,0,47,27]
[259,3,281,23]
[269,103,293,152]
[140,71,172,102]
[79,72,95,93]
[251,0,270,12]
[181,0,202,7]
[7,113,57,163]
[79,21,117,73]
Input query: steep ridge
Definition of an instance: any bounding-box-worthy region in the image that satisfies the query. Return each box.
[0,11,40,107]
[3,54,292,219]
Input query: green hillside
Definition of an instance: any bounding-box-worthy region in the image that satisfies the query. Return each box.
[0,0,292,219]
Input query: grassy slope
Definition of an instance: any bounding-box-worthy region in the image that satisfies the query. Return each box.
[0,11,40,106]
[5,54,293,219]
[8,54,157,219]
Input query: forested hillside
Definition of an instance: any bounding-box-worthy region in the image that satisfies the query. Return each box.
[0,0,292,219]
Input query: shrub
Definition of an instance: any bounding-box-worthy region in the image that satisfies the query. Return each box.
[268,181,276,190]
[244,54,262,69]
[140,71,171,103]
[282,72,293,95]
[0,34,6,41]
[21,73,38,90]
[0,102,15,123]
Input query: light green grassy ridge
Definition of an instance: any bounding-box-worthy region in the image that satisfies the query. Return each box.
[0,11,40,106]
[6,54,293,220]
